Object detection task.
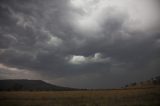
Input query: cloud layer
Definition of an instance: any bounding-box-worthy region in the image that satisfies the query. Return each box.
[0,0,160,88]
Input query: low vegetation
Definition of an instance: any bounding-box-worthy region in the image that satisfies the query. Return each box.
[0,76,160,106]
[0,86,160,106]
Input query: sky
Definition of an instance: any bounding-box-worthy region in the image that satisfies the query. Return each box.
[0,0,160,89]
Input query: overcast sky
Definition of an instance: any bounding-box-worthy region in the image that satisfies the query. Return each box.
[0,0,160,88]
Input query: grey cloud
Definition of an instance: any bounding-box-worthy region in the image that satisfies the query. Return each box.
[0,0,160,88]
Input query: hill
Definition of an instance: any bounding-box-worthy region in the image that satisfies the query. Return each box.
[0,79,75,91]
[125,76,160,88]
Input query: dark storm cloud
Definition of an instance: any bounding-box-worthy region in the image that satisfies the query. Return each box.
[0,0,160,88]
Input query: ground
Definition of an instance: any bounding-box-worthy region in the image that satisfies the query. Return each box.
[0,86,160,106]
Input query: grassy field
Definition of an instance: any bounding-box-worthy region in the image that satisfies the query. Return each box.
[0,87,160,106]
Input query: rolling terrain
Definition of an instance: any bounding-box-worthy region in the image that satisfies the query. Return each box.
[0,76,160,106]
[0,79,74,91]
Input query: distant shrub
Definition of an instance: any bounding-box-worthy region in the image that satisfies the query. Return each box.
[131,82,137,86]
[125,85,128,88]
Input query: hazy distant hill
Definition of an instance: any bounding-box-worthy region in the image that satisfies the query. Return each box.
[0,79,75,91]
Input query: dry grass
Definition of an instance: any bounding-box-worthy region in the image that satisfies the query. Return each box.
[0,86,160,106]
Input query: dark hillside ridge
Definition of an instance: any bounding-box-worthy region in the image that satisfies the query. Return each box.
[0,79,76,91]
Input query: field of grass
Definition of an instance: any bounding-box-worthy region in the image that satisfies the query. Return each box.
[0,87,160,106]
